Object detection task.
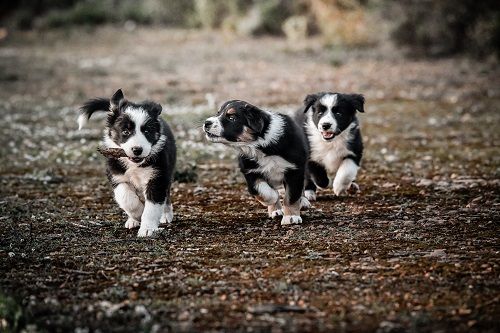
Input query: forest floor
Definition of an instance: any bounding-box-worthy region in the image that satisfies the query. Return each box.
[0,27,499,333]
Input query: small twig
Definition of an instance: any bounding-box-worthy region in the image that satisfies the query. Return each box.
[70,222,91,229]
[97,146,127,158]
[61,268,93,275]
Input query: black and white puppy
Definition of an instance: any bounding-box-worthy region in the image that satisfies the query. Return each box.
[296,92,364,200]
[203,100,310,225]
[78,89,176,237]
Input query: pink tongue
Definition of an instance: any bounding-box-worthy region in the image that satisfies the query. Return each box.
[323,132,334,139]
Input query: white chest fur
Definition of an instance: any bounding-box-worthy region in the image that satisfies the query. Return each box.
[241,147,296,185]
[113,158,157,192]
[306,120,355,176]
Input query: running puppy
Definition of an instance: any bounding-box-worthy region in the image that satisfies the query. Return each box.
[203,100,310,225]
[296,92,364,200]
[78,89,176,237]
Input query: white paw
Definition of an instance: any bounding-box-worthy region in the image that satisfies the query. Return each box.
[269,209,283,219]
[333,183,349,196]
[137,227,163,237]
[300,196,311,210]
[281,215,302,226]
[304,190,316,201]
[124,218,140,229]
[160,204,174,224]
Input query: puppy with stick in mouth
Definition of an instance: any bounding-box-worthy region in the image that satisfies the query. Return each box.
[203,100,310,225]
[78,89,176,237]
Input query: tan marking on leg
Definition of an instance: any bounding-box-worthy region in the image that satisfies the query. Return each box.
[283,201,300,216]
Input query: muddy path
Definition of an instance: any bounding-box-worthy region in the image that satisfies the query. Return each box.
[1,27,499,332]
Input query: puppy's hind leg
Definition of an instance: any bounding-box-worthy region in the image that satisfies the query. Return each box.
[306,161,329,200]
[160,185,174,224]
[114,183,144,229]
[333,158,359,196]
[281,169,305,226]
[304,177,317,202]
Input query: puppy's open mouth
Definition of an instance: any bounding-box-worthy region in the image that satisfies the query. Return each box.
[321,131,336,140]
[129,157,144,163]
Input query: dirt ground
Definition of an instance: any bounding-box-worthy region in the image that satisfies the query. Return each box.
[0,27,499,333]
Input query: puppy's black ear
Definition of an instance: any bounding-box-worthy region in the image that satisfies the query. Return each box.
[151,103,162,117]
[346,94,365,113]
[110,89,125,112]
[303,94,318,113]
[244,104,265,134]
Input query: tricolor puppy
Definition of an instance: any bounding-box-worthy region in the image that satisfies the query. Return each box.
[203,100,310,226]
[78,89,176,237]
[296,92,364,200]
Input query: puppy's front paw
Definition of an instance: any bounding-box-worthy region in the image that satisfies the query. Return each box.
[333,183,349,196]
[137,227,163,237]
[125,218,140,229]
[300,196,311,210]
[269,209,283,219]
[160,204,174,224]
[304,190,317,201]
[281,215,302,226]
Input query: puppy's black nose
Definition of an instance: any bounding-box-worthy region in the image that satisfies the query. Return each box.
[321,123,332,130]
[204,120,213,129]
[131,147,143,156]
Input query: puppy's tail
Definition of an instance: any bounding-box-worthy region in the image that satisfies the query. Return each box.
[77,98,111,130]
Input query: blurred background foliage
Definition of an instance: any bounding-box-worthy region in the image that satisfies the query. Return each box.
[0,0,499,57]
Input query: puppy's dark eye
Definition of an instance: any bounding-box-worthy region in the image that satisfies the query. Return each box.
[227,114,236,121]
[335,112,341,116]
[122,130,130,136]
[143,129,149,134]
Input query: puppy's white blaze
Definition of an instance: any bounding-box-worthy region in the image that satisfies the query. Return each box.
[138,201,163,237]
[318,110,338,132]
[320,93,338,109]
[333,158,359,196]
[255,182,279,205]
[77,114,88,130]
[122,108,152,158]
[114,183,144,221]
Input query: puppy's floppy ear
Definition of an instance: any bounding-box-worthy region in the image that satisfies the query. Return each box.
[151,103,162,118]
[346,94,365,113]
[244,104,265,134]
[303,94,318,113]
[110,89,125,113]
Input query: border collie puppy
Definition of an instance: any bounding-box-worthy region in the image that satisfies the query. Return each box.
[296,92,364,200]
[203,100,310,225]
[78,89,176,237]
